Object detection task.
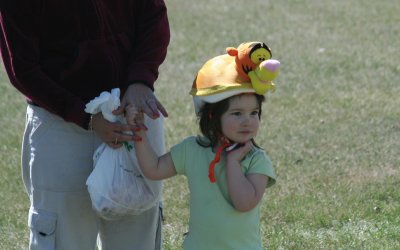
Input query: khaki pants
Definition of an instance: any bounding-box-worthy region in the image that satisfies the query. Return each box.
[22,104,164,250]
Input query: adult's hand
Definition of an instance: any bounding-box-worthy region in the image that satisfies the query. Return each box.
[114,83,168,123]
[91,112,141,149]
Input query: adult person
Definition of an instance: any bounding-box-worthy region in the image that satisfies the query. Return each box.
[0,0,170,249]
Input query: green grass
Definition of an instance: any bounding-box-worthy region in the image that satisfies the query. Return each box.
[1,0,399,249]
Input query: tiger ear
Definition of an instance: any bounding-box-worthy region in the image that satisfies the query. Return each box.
[226,47,238,57]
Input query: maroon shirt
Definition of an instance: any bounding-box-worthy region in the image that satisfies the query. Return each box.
[0,0,170,128]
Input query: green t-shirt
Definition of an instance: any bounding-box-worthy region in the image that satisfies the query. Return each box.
[171,136,276,250]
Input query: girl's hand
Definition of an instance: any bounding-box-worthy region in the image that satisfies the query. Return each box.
[226,141,253,163]
[125,104,146,131]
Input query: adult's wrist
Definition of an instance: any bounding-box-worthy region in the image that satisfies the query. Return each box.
[127,81,154,91]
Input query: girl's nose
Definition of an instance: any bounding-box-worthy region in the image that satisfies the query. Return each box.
[241,115,251,124]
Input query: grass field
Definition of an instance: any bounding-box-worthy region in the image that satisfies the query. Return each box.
[1,0,399,249]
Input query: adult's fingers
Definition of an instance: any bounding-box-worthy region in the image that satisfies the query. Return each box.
[106,141,123,149]
[143,98,160,119]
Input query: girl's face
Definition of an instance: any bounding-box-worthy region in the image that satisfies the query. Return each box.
[220,94,261,144]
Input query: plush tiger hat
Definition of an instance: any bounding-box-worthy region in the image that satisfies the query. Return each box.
[190,41,280,114]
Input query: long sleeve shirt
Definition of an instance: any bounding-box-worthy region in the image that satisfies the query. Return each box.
[0,0,170,128]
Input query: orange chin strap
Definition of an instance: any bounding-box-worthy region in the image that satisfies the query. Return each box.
[208,142,230,183]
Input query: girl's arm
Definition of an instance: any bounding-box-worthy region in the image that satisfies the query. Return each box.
[127,106,177,180]
[226,141,268,212]
[134,130,177,180]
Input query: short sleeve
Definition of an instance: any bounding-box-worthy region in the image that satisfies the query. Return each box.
[170,137,195,175]
[242,149,276,188]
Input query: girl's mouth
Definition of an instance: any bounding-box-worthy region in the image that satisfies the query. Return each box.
[239,130,252,135]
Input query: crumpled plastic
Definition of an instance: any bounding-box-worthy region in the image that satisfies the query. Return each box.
[85,88,164,220]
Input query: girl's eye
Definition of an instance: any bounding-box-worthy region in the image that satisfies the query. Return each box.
[251,111,259,116]
[231,112,241,116]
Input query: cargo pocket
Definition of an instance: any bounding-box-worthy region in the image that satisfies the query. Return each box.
[28,208,57,250]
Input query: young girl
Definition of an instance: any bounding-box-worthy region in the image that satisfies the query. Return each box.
[128,41,278,249]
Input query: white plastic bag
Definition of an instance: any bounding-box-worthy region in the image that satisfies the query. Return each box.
[85,88,164,220]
